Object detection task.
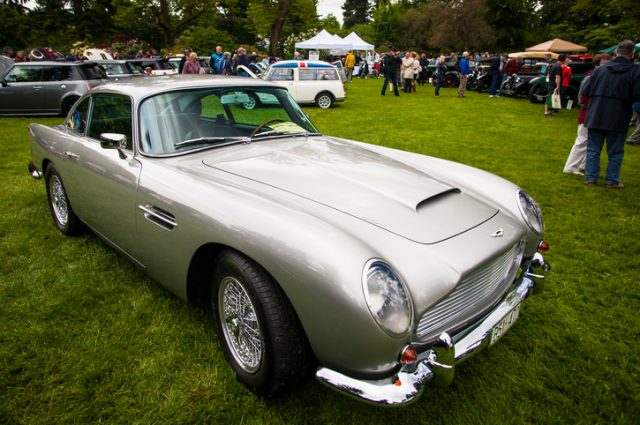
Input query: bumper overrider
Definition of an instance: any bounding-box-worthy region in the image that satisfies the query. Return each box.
[316,252,551,406]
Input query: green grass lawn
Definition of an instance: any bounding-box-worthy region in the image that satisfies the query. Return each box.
[1,79,639,424]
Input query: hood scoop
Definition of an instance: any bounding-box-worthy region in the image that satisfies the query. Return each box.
[203,138,498,244]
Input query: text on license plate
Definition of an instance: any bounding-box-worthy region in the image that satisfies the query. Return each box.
[489,304,520,346]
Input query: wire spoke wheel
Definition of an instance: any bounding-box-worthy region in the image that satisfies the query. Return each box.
[49,175,69,226]
[219,276,264,373]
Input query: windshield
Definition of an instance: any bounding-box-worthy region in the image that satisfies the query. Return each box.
[139,86,319,155]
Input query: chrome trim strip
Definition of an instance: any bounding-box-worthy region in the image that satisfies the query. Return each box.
[27,161,43,180]
[138,204,177,230]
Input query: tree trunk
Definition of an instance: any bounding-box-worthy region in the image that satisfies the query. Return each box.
[269,0,290,57]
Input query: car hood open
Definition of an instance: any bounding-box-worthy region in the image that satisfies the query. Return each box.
[202,137,498,244]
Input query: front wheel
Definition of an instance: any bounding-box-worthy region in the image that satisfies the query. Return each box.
[443,74,458,88]
[315,92,333,109]
[45,164,82,235]
[211,250,311,396]
[528,83,548,104]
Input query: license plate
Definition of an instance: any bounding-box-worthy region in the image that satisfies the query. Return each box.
[489,304,520,346]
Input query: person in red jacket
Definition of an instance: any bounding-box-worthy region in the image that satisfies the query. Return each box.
[561,57,572,106]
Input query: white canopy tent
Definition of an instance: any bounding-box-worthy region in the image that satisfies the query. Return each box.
[295,29,352,51]
[341,32,374,51]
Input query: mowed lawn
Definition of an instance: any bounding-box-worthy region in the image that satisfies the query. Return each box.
[1,79,639,424]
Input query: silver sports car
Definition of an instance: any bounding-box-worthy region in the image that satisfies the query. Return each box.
[27,76,550,406]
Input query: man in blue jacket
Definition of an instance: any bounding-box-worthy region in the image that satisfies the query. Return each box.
[210,46,224,74]
[582,40,640,189]
[458,51,470,97]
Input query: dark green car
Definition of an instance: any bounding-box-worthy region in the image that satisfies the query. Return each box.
[527,62,594,105]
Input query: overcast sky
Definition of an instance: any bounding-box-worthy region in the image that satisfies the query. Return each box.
[317,0,345,23]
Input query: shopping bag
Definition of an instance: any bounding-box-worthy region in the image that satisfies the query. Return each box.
[551,89,561,109]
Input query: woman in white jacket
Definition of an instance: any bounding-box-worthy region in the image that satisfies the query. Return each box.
[402,53,416,93]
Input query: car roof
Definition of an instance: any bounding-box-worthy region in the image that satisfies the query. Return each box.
[90,75,283,100]
[271,60,336,69]
[12,61,97,67]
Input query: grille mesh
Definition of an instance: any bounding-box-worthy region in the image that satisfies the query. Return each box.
[416,242,522,341]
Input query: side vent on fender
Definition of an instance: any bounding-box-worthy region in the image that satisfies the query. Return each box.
[138,204,177,230]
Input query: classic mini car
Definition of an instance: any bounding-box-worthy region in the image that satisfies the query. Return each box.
[126,58,177,76]
[98,60,143,80]
[1,61,107,116]
[28,77,550,405]
[239,60,345,109]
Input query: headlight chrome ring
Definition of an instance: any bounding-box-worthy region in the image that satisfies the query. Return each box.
[362,260,413,337]
[516,190,544,235]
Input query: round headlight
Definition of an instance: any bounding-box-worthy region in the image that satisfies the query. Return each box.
[363,260,413,337]
[517,190,544,234]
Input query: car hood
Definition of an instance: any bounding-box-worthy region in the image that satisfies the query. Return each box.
[201,137,498,244]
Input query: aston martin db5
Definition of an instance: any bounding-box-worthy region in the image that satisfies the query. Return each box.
[28,76,550,405]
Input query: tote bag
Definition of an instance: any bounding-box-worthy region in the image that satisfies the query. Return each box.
[551,89,561,109]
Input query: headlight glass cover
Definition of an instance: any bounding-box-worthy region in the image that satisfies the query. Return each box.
[517,190,544,234]
[363,260,413,337]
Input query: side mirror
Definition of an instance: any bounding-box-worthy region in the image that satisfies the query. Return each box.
[100,133,128,159]
[1,80,7,88]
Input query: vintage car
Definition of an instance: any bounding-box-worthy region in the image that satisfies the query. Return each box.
[98,60,143,80]
[126,58,177,76]
[528,61,595,105]
[27,77,550,405]
[0,61,107,116]
[239,60,345,109]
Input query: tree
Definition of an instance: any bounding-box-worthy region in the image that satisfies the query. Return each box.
[485,0,537,50]
[342,0,371,28]
[425,0,495,51]
[247,0,317,56]
[319,13,341,35]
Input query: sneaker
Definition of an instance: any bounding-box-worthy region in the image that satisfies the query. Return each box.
[584,180,597,187]
[606,182,625,189]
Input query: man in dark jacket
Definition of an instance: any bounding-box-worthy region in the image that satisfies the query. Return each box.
[380,49,401,96]
[582,40,640,189]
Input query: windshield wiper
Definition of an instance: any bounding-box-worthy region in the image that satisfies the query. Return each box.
[175,136,244,149]
[250,130,322,141]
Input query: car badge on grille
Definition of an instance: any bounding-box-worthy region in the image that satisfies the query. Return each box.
[490,229,504,238]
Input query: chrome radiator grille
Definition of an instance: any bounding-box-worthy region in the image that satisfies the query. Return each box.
[416,242,524,342]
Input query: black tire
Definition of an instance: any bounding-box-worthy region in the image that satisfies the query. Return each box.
[466,77,478,91]
[45,164,82,235]
[528,83,548,104]
[475,77,490,93]
[61,97,79,117]
[443,73,458,88]
[315,92,333,109]
[211,250,311,396]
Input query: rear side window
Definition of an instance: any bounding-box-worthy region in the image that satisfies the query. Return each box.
[78,64,107,80]
[88,94,133,149]
[5,66,43,83]
[44,66,72,81]
[299,68,339,81]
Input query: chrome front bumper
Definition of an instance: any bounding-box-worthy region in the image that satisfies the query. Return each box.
[316,253,550,406]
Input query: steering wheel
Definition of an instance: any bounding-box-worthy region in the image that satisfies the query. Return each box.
[249,118,286,138]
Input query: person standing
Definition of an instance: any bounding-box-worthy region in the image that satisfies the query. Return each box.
[344,51,356,82]
[210,46,224,74]
[563,54,610,175]
[544,54,566,116]
[434,55,447,97]
[627,102,640,145]
[380,49,401,96]
[182,52,202,74]
[488,55,501,97]
[561,57,572,107]
[458,51,470,97]
[402,53,416,93]
[582,40,640,189]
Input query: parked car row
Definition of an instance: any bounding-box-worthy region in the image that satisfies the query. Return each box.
[0,59,347,116]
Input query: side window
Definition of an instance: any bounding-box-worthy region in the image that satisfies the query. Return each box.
[88,94,133,150]
[67,97,91,134]
[5,66,42,83]
[43,66,72,81]
[298,69,317,81]
[267,68,294,81]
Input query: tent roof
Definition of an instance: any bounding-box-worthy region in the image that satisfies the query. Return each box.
[509,51,559,59]
[598,43,640,53]
[342,32,374,51]
[525,38,587,53]
[295,30,352,50]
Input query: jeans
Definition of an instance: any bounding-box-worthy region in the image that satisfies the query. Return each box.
[435,76,443,95]
[381,72,399,95]
[585,129,626,183]
[489,73,499,95]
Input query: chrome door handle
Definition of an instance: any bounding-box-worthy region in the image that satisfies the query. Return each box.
[60,84,67,89]
[64,151,80,160]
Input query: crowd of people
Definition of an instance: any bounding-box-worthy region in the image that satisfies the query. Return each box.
[3,41,639,188]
